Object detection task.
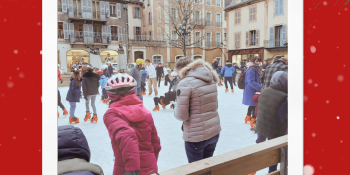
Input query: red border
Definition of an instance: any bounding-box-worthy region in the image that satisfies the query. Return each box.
[304,0,349,174]
[0,0,42,174]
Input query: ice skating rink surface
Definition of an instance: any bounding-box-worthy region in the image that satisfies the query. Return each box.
[58,81,276,174]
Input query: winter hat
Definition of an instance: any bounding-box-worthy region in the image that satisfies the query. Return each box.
[270,71,288,93]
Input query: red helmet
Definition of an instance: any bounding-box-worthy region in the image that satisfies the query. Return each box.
[97,70,103,75]
[79,69,82,72]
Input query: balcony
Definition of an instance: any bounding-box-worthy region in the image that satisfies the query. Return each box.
[58,29,64,39]
[206,20,212,26]
[129,35,167,46]
[194,19,205,29]
[216,21,221,27]
[264,38,288,49]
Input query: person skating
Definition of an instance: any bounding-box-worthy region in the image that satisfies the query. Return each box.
[155,63,164,88]
[58,90,68,118]
[97,70,109,104]
[212,59,218,70]
[101,65,110,79]
[66,70,82,124]
[145,59,158,96]
[232,62,240,86]
[220,60,236,93]
[107,62,114,76]
[216,65,223,87]
[163,65,170,86]
[103,74,161,175]
[82,67,100,123]
[243,57,263,128]
[58,64,63,84]
[261,57,288,89]
[140,66,147,95]
[153,72,179,111]
[173,57,221,163]
[129,58,144,101]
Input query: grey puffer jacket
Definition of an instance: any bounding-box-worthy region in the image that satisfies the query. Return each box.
[174,59,221,142]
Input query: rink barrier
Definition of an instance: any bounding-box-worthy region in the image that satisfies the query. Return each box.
[152,135,288,175]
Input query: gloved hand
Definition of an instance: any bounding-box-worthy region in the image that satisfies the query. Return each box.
[123,171,140,175]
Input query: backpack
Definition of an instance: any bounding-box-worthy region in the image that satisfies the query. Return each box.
[237,70,246,90]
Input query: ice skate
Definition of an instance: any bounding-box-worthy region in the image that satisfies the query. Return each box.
[245,115,251,123]
[155,94,158,97]
[63,109,68,116]
[225,88,229,93]
[222,79,224,82]
[58,112,59,118]
[234,84,237,86]
[148,93,152,96]
[248,172,256,175]
[250,118,256,128]
[158,85,160,88]
[84,112,91,122]
[91,114,98,123]
[160,99,166,109]
[231,89,234,93]
[69,116,80,124]
[153,105,160,111]
[101,97,104,102]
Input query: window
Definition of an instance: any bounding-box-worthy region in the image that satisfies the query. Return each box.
[73,0,82,18]
[216,0,220,6]
[275,25,282,47]
[58,0,62,12]
[194,56,202,60]
[224,33,226,41]
[74,24,84,42]
[216,57,221,65]
[172,30,177,47]
[185,35,190,46]
[117,3,121,18]
[195,0,201,3]
[275,0,284,16]
[235,10,241,25]
[94,25,102,43]
[143,0,145,8]
[148,0,150,6]
[206,0,211,5]
[136,8,141,18]
[195,11,200,25]
[149,31,152,40]
[153,56,161,63]
[118,26,123,41]
[92,1,100,19]
[110,4,116,17]
[58,22,64,38]
[224,11,226,21]
[235,33,241,48]
[216,14,221,27]
[195,32,201,47]
[184,10,189,18]
[206,13,211,26]
[249,5,256,22]
[157,8,161,23]
[250,30,256,46]
[171,8,177,23]
[111,26,118,41]
[216,33,221,47]
[206,33,211,47]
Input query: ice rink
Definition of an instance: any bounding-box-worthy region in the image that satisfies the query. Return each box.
[58,80,276,174]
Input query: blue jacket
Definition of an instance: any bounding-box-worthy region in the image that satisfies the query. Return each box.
[105,71,110,79]
[212,61,218,70]
[216,67,221,74]
[141,69,147,83]
[220,64,235,77]
[242,68,262,106]
[99,74,107,89]
[66,77,82,102]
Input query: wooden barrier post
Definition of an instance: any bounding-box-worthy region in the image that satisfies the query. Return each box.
[280,146,288,175]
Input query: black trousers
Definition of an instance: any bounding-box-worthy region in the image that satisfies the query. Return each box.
[157,75,162,87]
[141,81,146,92]
[247,106,256,118]
[58,90,65,110]
[154,96,164,106]
[164,75,170,86]
[224,77,233,89]
[232,72,237,85]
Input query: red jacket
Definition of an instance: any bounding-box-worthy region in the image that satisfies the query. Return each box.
[58,69,62,80]
[103,94,161,175]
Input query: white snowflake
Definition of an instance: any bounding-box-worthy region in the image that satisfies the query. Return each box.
[326,100,329,104]
[337,116,340,120]
[310,45,316,53]
[308,79,312,84]
[312,133,316,137]
[304,165,315,175]
[338,75,344,82]
[14,50,18,54]
[7,81,14,88]
[323,1,327,6]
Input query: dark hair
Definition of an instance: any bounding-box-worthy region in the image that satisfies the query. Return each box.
[226,60,230,63]
[251,56,261,63]
[72,70,81,86]
[87,67,93,72]
[175,57,193,71]
[145,59,151,63]
[120,69,125,73]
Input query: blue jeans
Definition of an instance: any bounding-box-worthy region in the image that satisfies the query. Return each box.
[256,133,278,173]
[185,134,220,163]
[136,87,143,101]
[69,102,76,117]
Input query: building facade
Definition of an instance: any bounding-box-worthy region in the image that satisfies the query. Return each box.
[225,0,288,65]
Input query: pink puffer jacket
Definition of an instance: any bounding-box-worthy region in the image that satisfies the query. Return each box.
[103,93,161,175]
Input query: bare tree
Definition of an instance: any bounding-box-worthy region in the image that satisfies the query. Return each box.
[156,0,214,56]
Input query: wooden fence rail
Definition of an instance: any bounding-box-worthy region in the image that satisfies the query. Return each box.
[152,135,288,175]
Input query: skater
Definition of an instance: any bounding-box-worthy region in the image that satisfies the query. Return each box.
[232,62,240,86]
[58,64,63,84]
[141,66,147,95]
[254,71,288,174]
[152,72,179,111]
[145,59,158,96]
[216,65,223,87]
[58,125,104,175]
[220,60,235,93]
[119,69,125,74]
[107,62,114,76]
[261,57,288,89]
[58,90,68,118]
[243,57,263,128]
[155,63,164,88]
[66,70,82,124]
[163,65,170,86]
[173,57,221,163]
[82,67,100,123]
[129,58,144,101]
[97,70,109,104]
[101,65,110,79]
[103,74,161,175]
[212,59,218,70]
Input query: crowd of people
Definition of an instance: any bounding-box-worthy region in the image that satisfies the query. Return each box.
[57,56,288,175]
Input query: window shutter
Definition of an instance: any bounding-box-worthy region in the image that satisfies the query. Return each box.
[150,12,152,24]
[234,33,237,48]
[67,0,73,18]
[176,9,178,23]
[63,22,69,39]
[118,26,123,41]
[69,23,75,43]
[246,31,248,46]
[87,0,92,19]
[238,11,241,24]
[281,24,286,46]
[117,3,121,18]
[133,7,136,18]
[280,0,283,15]
[133,27,136,39]
[249,7,252,21]
[143,15,145,27]
[82,0,87,18]
[256,29,259,46]
[62,0,68,13]
[102,25,106,44]
[275,0,279,16]
[106,2,110,17]
[238,33,241,48]
[254,6,257,20]
[269,27,274,47]
[107,25,111,41]
[83,24,88,44]
[100,1,106,20]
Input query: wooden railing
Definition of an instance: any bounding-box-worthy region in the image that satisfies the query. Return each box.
[152,135,288,175]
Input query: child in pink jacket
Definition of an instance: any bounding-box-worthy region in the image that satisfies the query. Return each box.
[103,74,161,175]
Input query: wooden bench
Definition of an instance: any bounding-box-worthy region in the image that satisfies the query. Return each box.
[152,135,288,175]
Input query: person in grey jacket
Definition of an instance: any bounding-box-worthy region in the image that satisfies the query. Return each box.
[173,57,221,163]
[129,59,143,101]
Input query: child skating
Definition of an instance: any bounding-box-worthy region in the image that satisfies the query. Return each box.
[153,72,179,111]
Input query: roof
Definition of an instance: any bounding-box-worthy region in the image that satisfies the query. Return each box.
[224,0,262,11]
[225,0,233,7]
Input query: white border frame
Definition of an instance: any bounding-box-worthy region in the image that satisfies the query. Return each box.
[152,54,163,63]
